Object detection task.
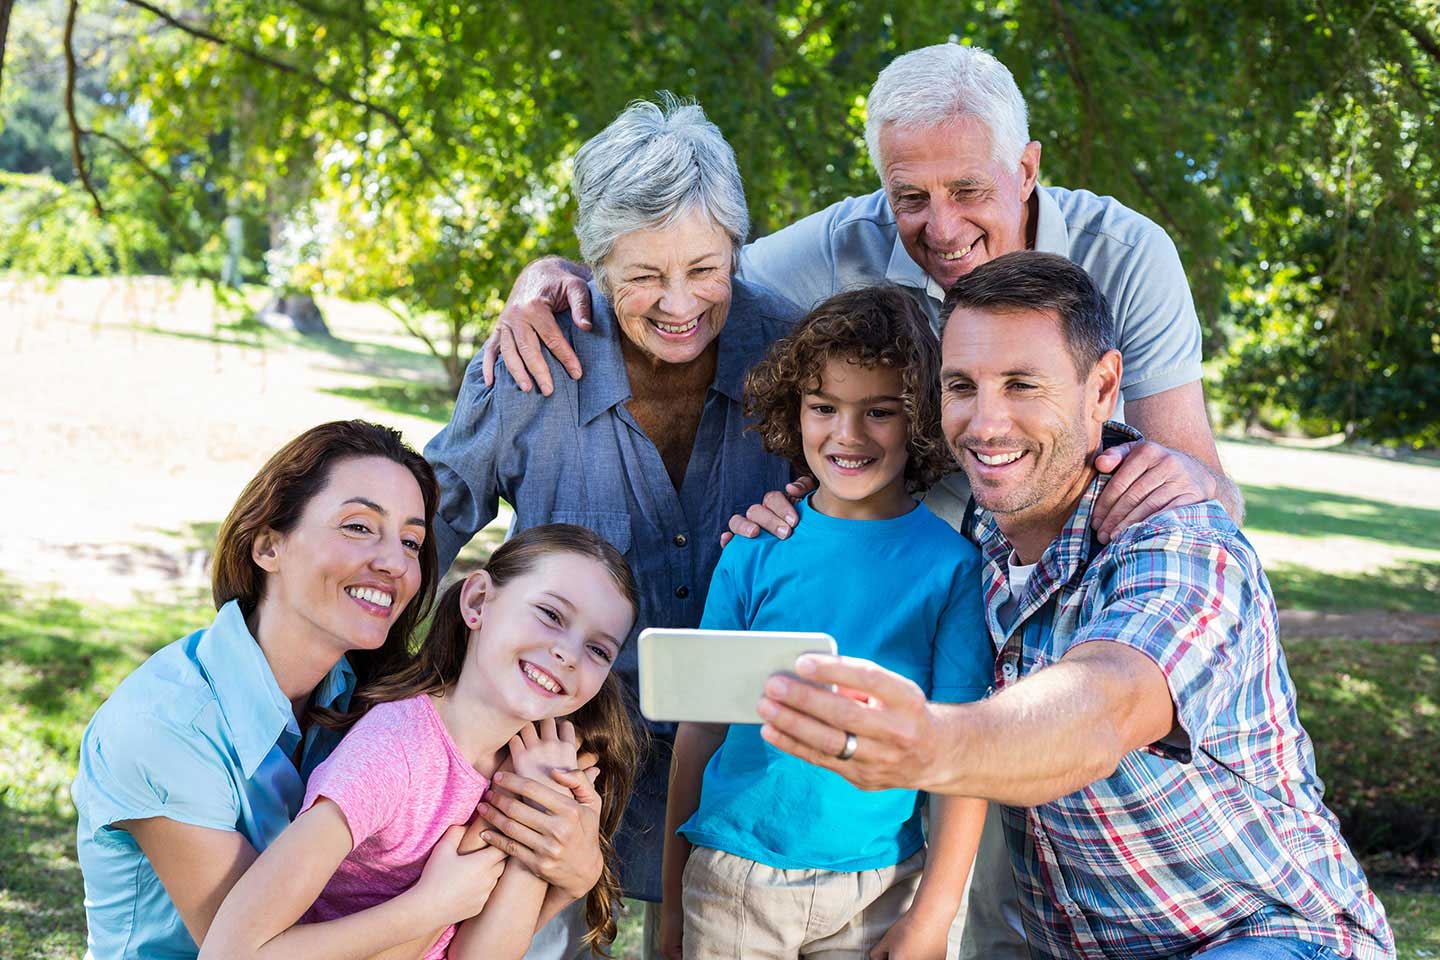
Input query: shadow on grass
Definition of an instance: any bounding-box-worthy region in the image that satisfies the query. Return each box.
[1288,638,1440,858]
[1266,559,1440,614]
[0,580,207,753]
[322,381,456,424]
[1241,485,1440,551]
[141,321,443,381]
[0,800,87,959]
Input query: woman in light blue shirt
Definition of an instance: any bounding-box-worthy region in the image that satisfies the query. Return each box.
[72,421,604,959]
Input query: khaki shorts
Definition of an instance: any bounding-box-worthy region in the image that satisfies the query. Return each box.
[681,846,926,960]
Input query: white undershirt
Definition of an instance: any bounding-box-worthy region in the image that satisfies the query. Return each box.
[998,552,1038,632]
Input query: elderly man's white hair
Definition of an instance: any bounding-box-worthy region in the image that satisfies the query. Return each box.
[572,92,750,294]
[864,43,1030,174]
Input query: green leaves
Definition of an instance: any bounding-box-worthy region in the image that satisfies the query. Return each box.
[8,0,1439,443]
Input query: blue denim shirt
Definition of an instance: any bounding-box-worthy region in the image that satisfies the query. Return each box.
[72,600,355,959]
[425,277,800,899]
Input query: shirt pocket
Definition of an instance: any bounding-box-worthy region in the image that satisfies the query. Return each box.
[547,510,634,557]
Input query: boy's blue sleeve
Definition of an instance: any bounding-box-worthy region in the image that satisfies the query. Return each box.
[699,541,751,631]
[931,546,994,704]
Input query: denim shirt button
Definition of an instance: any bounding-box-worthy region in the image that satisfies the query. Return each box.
[675,585,690,599]
[673,534,688,547]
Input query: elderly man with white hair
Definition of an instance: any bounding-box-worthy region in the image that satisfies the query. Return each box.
[487,43,1243,958]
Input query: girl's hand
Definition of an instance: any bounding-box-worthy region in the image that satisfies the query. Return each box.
[473,766,604,901]
[869,907,949,960]
[507,718,581,787]
[413,825,508,925]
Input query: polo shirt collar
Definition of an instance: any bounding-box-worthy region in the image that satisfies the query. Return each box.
[575,276,775,419]
[882,185,1070,300]
[196,600,356,778]
[1032,184,1070,256]
[885,234,930,293]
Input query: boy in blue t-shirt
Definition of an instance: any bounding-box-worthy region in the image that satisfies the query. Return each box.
[659,287,992,960]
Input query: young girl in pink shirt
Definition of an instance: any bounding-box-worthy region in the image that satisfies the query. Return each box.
[202,524,641,960]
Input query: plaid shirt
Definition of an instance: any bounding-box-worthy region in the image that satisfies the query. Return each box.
[969,422,1394,960]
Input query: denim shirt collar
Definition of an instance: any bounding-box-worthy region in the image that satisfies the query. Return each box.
[576,276,779,423]
[195,600,356,778]
[882,184,1070,295]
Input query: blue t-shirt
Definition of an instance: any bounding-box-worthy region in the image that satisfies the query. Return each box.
[679,495,991,871]
[71,600,355,959]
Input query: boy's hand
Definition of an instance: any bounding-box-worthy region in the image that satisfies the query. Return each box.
[869,907,949,960]
[508,718,581,789]
[719,476,816,546]
[413,825,508,924]
[658,895,685,959]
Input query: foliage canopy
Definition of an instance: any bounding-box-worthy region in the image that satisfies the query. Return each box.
[2,0,1437,440]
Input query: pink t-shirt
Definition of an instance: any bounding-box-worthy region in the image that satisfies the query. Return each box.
[300,695,490,960]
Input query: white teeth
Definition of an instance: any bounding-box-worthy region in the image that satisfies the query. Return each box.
[832,456,873,469]
[975,450,1025,466]
[522,662,562,694]
[940,242,975,261]
[346,586,393,607]
[654,316,700,335]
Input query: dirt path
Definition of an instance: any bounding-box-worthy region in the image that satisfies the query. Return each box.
[1,277,474,602]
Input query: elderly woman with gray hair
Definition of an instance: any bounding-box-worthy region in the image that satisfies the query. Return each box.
[424,95,801,957]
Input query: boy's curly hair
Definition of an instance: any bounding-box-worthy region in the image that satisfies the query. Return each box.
[744,286,953,492]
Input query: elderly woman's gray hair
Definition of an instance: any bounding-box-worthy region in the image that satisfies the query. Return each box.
[864,43,1030,173]
[572,94,750,292]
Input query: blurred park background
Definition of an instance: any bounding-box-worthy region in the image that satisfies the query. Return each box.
[1,1,1438,957]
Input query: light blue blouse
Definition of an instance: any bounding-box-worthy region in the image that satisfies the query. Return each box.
[71,600,355,959]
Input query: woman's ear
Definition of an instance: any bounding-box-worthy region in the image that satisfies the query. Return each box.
[251,528,283,573]
[458,570,492,629]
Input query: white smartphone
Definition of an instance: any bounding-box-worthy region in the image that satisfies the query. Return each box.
[637,627,838,725]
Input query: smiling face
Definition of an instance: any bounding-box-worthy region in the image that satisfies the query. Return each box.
[604,209,735,365]
[461,552,635,723]
[879,116,1041,291]
[254,456,427,656]
[800,357,914,521]
[940,305,1120,558]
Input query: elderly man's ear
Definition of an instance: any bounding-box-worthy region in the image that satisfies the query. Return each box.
[1088,349,1123,425]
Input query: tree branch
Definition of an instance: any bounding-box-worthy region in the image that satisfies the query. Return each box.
[82,127,173,193]
[1383,3,1440,66]
[65,0,105,218]
[119,0,442,185]
[0,0,15,98]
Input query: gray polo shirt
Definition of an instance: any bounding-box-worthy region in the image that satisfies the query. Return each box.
[737,183,1204,527]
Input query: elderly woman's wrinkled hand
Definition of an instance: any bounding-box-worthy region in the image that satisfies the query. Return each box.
[483,256,595,395]
[757,654,942,792]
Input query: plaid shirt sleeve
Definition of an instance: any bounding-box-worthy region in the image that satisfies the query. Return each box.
[1055,515,1267,762]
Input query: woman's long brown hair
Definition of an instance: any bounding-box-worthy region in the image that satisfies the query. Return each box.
[210,420,439,691]
[343,523,643,953]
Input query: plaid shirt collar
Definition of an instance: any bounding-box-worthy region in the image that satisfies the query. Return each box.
[968,421,1143,645]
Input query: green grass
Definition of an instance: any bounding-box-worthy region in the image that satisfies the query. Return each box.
[1241,485,1440,552]
[322,380,456,424]
[0,581,211,959]
[1240,482,1440,613]
[1265,559,1440,614]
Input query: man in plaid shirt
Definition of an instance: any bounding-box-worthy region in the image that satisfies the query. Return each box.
[759,252,1394,959]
